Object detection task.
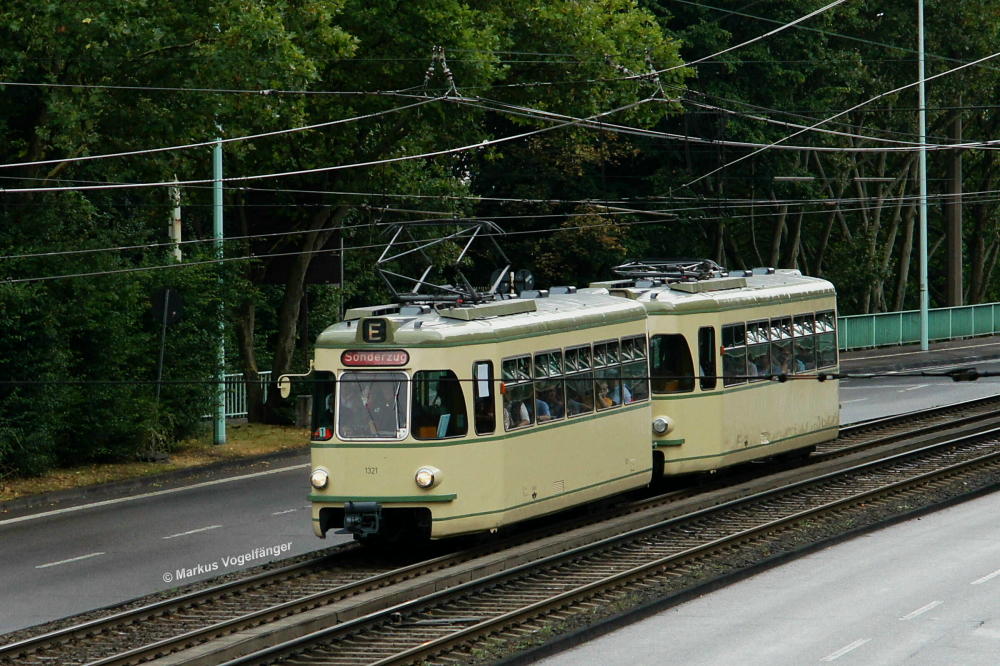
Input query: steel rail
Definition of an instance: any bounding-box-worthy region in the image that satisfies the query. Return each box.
[222,428,1000,665]
[8,397,1000,664]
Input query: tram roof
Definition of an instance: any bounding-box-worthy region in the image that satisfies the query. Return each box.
[632,270,836,314]
[315,291,648,348]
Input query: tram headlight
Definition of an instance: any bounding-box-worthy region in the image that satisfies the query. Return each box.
[310,468,329,489]
[414,466,441,489]
[652,416,674,435]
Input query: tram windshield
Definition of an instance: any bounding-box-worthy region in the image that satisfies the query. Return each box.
[337,371,408,439]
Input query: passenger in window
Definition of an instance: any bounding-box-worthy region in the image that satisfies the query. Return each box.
[610,383,632,404]
[540,387,564,419]
[770,349,790,375]
[535,396,552,422]
[504,400,529,429]
[566,389,588,415]
[596,382,614,408]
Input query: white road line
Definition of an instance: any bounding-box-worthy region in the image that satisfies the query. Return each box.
[971,569,1000,585]
[271,509,298,516]
[162,524,222,540]
[840,398,869,404]
[0,463,308,529]
[900,600,943,620]
[821,638,871,662]
[899,384,930,392]
[35,552,105,569]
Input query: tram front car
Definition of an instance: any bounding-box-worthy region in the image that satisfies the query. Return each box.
[303,295,654,543]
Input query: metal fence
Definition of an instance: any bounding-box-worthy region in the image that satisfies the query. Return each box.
[838,302,1000,351]
[222,371,271,418]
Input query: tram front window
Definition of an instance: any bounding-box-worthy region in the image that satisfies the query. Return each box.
[337,371,408,439]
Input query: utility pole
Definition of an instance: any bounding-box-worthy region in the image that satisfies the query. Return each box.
[945,98,963,306]
[213,138,227,445]
[169,177,182,262]
[917,0,929,351]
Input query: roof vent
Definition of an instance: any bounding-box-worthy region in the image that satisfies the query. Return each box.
[549,285,577,294]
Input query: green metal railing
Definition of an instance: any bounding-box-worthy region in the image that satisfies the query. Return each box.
[838,303,1000,351]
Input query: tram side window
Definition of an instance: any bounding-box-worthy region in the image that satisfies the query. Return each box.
[311,371,335,441]
[650,334,695,394]
[793,314,817,372]
[721,324,747,387]
[594,340,623,409]
[746,320,769,381]
[816,310,838,368]
[338,371,408,440]
[472,361,495,435]
[534,350,565,422]
[621,336,649,402]
[769,317,793,375]
[501,356,534,430]
[565,345,595,417]
[411,370,468,439]
[698,327,717,390]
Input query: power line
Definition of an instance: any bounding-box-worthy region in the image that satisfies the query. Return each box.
[681,47,1000,189]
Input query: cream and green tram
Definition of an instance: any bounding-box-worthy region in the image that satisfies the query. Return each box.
[305,292,655,542]
[594,269,839,477]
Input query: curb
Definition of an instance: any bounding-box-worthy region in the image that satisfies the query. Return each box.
[0,447,309,520]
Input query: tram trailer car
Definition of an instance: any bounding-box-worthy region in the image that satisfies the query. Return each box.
[299,269,839,542]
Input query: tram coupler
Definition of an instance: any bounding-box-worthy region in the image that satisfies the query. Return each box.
[337,501,382,538]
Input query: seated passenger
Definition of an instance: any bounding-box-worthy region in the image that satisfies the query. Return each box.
[544,387,565,418]
[535,397,552,422]
[610,382,632,404]
[596,382,614,408]
[503,399,530,429]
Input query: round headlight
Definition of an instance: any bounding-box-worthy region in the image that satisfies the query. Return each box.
[310,468,329,489]
[415,466,441,489]
[652,416,672,435]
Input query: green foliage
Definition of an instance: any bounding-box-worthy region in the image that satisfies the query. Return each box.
[8,0,1000,476]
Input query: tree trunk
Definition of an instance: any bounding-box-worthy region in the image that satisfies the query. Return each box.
[264,205,347,421]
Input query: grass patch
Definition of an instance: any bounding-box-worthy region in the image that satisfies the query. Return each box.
[0,423,308,503]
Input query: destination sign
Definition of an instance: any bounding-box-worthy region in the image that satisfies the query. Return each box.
[341,349,409,367]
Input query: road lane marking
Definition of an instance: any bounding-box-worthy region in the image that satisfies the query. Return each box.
[821,638,871,662]
[36,552,105,569]
[899,384,930,392]
[971,569,1000,585]
[0,463,308,529]
[900,600,943,620]
[272,509,298,515]
[840,398,869,404]
[162,524,222,540]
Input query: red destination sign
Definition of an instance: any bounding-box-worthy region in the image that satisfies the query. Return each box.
[341,349,409,367]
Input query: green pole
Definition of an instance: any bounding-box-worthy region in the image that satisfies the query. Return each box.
[917,0,929,351]
[213,137,227,445]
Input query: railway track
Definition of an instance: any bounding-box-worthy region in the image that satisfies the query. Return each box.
[223,428,1000,666]
[5,396,1000,665]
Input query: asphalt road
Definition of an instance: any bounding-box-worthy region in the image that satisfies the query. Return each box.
[0,462,351,634]
[840,357,1000,423]
[2,360,999,636]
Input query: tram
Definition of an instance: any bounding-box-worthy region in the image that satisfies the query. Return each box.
[287,261,839,542]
